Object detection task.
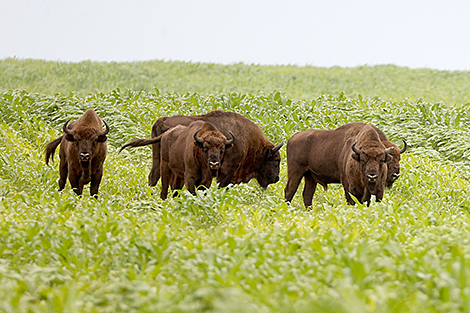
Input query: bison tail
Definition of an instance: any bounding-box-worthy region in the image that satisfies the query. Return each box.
[119,136,163,153]
[45,135,63,165]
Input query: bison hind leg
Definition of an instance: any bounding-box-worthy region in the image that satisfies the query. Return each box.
[58,160,68,191]
[302,171,317,208]
[148,165,160,186]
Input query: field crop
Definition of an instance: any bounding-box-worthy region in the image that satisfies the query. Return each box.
[2,58,470,105]
[1,60,470,312]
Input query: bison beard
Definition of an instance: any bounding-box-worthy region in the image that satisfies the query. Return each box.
[285,122,402,207]
[45,109,109,197]
[137,110,283,189]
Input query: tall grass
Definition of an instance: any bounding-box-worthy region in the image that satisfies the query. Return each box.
[2,58,470,105]
[1,88,470,312]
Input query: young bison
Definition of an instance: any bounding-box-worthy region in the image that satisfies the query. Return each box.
[120,121,234,199]
[45,109,109,197]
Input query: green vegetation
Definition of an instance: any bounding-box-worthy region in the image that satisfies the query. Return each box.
[1,60,470,312]
[2,58,470,104]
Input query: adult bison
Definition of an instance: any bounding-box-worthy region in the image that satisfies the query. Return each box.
[45,109,109,197]
[120,121,234,199]
[340,123,407,188]
[134,110,283,188]
[370,125,407,188]
[285,123,398,207]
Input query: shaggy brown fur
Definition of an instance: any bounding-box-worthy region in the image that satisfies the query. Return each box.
[131,110,283,188]
[120,121,234,199]
[285,122,395,207]
[45,109,109,197]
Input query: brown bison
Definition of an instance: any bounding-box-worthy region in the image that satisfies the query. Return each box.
[371,125,407,188]
[134,110,283,189]
[45,109,109,197]
[344,123,407,188]
[120,121,234,199]
[285,123,398,206]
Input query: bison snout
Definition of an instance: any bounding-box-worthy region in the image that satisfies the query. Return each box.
[367,174,378,183]
[209,161,220,169]
[80,152,91,161]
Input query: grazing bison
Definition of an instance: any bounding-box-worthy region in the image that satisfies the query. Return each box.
[285,123,396,207]
[120,121,234,199]
[136,110,283,188]
[45,109,109,197]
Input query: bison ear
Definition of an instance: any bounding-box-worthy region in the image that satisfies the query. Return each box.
[385,154,393,163]
[65,134,75,142]
[352,153,360,162]
[225,142,234,150]
[194,140,204,148]
[97,135,108,143]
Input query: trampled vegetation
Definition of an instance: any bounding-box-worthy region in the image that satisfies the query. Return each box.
[1,60,470,312]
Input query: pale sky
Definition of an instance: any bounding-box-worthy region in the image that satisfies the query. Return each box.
[1,0,470,71]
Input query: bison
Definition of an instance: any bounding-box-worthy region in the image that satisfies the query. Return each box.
[45,109,109,197]
[120,121,234,199]
[371,125,407,188]
[131,110,283,189]
[285,123,398,207]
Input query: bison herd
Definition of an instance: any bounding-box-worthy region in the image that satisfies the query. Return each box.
[45,109,407,206]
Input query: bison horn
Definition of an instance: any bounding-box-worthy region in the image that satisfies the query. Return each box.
[272,140,284,153]
[63,119,74,136]
[399,140,407,154]
[352,142,361,155]
[225,131,236,145]
[193,128,203,143]
[384,146,394,154]
[98,120,110,136]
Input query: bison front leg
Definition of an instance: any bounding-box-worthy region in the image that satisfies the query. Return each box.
[90,167,103,198]
[302,171,317,208]
[68,168,84,196]
[198,175,213,192]
[344,190,357,205]
[172,175,184,198]
[374,187,385,203]
[216,161,239,188]
[284,169,304,204]
[216,172,234,188]
[184,171,200,195]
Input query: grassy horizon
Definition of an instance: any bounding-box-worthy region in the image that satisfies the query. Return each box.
[2,57,470,105]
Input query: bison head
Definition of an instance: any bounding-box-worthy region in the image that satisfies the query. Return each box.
[256,141,283,188]
[352,142,394,190]
[63,119,109,163]
[385,140,407,188]
[194,128,235,170]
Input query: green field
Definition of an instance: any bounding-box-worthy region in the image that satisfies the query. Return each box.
[1,59,470,312]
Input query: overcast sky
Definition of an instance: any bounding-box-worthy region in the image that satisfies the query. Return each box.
[1,0,469,71]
